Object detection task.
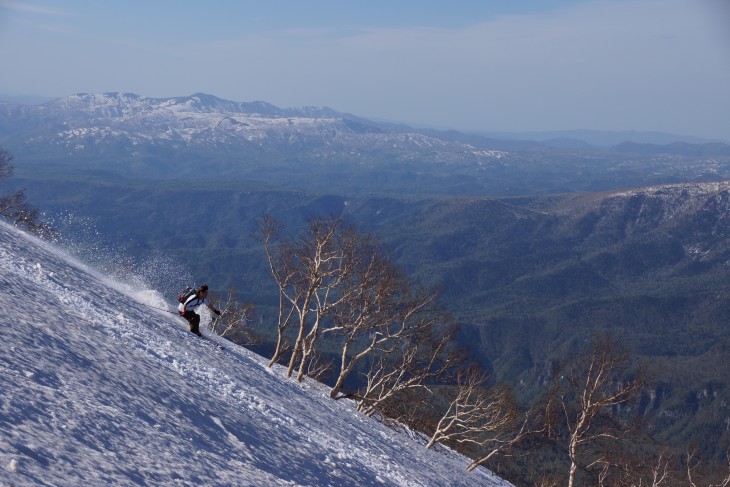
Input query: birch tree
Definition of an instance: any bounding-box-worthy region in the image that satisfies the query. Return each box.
[258,214,295,367]
[420,364,544,473]
[327,252,416,399]
[259,214,391,381]
[294,222,368,382]
[686,448,730,487]
[554,335,646,487]
[208,288,258,345]
[259,215,347,374]
[426,366,517,449]
[259,214,461,416]
[282,217,344,379]
[355,310,457,417]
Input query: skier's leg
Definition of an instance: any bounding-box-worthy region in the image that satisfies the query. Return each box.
[189,313,201,335]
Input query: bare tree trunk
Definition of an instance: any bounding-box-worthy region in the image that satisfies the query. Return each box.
[267,290,288,367]
[268,329,286,367]
[329,333,379,399]
[287,296,311,378]
[330,339,356,399]
[568,438,579,487]
[296,311,322,381]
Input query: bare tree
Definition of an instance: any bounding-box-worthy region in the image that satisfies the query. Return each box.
[301,349,332,383]
[625,449,673,487]
[209,288,259,346]
[259,213,450,392]
[258,213,464,430]
[426,365,516,449]
[257,214,295,367]
[590,445,730,487]
[649,450,673,487]
[552,334,646,487]
[0,148,52,237]
[355,312,458,418]
[418,364,544,473]
[293,221,369,382]
[281,217,339,379]
[533,473,563,487]
[464,403,547,473]
[258,215,360,378]
[686,447,730,487]
[327,252,425,399]
[584,449,672,487]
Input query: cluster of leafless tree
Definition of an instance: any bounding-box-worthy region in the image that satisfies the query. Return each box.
[255,215,541,472]
[0,148,52,237]
[257,215,458,405]
[255,214,730,485]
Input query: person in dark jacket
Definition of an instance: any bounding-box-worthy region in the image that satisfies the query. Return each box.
[178,284,221,336]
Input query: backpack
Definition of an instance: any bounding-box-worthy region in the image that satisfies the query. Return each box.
[177,286,197,304]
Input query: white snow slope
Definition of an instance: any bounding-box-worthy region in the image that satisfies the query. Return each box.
[0,221,510,487]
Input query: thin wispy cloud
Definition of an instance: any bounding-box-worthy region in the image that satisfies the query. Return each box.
[196,0,726,137]
[0,1,76,35]
[0,1,74,17]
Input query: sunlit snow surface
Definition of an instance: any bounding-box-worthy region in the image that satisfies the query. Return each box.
[0,221,509,486]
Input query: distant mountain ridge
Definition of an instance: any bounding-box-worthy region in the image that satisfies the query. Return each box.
[1,92,729,196]
[3,92,725,152]
[480,129,726,147]
[610,141,730,157]
[4,92,723,146]
[0,92,509,175]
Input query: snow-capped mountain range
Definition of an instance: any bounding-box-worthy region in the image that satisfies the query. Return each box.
[0,92,506,162]
[0,220,510,486]
[2,92,729,196]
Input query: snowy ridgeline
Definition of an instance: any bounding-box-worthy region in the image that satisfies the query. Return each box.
[0,221,510,487]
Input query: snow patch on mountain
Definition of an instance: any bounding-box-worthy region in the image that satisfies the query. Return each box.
[14,92,508,163]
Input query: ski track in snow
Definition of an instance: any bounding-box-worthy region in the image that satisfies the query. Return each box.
[0,221,509,486]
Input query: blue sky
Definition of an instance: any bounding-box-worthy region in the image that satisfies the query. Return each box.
[0,0,728,140]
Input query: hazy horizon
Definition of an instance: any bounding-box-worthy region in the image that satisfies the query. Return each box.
[1,0,728,140]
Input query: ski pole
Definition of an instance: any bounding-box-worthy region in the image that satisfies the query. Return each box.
[137,302,179,315]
